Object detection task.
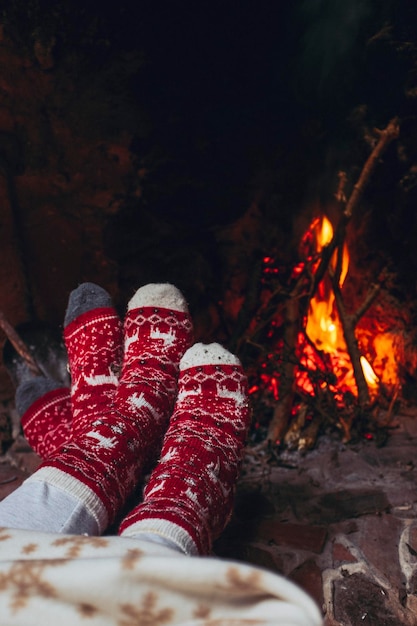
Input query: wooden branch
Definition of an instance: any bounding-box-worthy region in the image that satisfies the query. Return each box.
[330,269,385,406]
[311,118,399,297]
[0,311,41,375]
[298,414,322,452]
[229,257,264,353]
[240,270,308,355]
[333,241,345,287]
[335,170,348,204]
[238,287,287,352]
[267,295,300,444]
[344,117,400,218]
[351,280,382,326]
[310,239,338,298]
[284,402,307,450]
[339,415,354,443]
[332,280,370,405]
[382,382,401,426]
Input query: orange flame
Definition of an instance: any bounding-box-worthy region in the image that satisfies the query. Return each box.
[360,356,379,388]
[305,216,348,354]
[302,216,380,396]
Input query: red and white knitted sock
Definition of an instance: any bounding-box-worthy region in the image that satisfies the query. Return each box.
[119,342,251,555]
[27,283,193,533]
[15,283,121,460]
[65,306,122,431]
[18,380,72,459]
[116,283,194,467]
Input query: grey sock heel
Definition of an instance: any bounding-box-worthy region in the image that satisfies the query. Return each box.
[16,377,64,417]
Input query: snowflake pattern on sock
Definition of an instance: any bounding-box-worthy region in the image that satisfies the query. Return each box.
[116,305,194,464]
[65,308,123,434]
[119,343,251,555]
[30,286,194,533]
[21,387,72,460]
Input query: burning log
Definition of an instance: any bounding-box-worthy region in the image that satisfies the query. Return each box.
[298,414,322,453]
[330,275,383,407]
[247,117,402,451]
[267,295,300,445]
[331,280,370,406]
[325,118,399,408]
[284,402,308,449]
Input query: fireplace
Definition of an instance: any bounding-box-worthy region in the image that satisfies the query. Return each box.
[1,4,417,622]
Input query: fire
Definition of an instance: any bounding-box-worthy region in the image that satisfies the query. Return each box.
[305,216,348,353]
[359,331,399,388]
[360,356,379,388]
[300,215,383,397]
[250,213,400,428]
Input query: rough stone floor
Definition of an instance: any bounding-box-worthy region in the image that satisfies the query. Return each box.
[2,414,417,625]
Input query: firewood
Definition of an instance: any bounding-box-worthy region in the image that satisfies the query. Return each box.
[267,295,300,444]
[284,403,307,449]
[0,311,41,376]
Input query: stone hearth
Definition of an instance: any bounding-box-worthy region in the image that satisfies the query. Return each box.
[2,407,417,624]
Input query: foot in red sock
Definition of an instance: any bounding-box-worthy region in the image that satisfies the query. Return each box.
[27,283,193,534]
[63,283,123,432]
[119,342,251,555]
[16,378,72,459]
[116,283,194,466]
[15,282,122,460]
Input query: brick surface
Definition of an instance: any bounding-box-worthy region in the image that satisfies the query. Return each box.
[333,573,403,626]
[332,541,358,565]
[300,489,390,524]
[253,518,328,553]
[358,514,405,590]
[2,410,417,624]
[406,524,417,554]
[289,558,324,608]
[241,543,284,574]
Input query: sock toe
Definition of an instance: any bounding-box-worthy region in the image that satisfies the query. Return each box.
[64,283,113,327]
[119,340,250,554]
[128,283,189,313]
[180,342,241,369]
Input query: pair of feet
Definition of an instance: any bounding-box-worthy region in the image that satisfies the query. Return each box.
[16,283,251,555]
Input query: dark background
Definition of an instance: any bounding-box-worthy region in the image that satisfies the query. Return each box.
[1,0,417,347]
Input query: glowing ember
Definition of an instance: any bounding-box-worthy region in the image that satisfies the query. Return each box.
[369,333,399,387]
